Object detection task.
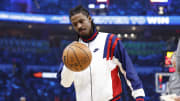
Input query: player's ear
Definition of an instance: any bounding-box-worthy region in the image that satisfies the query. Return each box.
[88,16,92,22]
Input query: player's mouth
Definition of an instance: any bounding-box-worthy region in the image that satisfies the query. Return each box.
[79,29,86,34]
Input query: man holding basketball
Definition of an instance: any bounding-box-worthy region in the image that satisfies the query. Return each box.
[57,5,145,101]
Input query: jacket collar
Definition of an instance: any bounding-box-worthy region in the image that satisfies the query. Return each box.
[80,31,98,43]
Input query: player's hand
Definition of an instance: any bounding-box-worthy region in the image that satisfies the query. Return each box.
[174,96,180,101]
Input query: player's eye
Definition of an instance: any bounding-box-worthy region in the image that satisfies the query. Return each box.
[79,19,83,23]
[73,23,77,27]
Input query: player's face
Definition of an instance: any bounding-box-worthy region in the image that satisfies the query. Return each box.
[70,13,92,38]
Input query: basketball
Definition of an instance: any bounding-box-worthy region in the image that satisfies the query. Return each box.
[62,41,92,72]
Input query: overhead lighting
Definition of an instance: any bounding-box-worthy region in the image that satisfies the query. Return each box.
[124,33,128,38]
[132,26,136,31]
[99,4,105,9]
[158,6,164,15]
[68,26,72,30]
[88,4,95,9]
[28,24,32,29]
[117,34,121,38]
[96,26,100,30]
[130,33,135,38]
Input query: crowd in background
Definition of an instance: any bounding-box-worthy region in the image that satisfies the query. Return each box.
[0,0,180,15]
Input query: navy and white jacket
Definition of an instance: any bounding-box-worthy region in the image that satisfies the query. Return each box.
[57,31,145,101]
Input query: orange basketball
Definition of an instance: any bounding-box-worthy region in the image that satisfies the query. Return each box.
[62,41,92,72]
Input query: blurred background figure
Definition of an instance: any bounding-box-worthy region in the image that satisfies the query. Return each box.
[174,39,180,101]
[176,39,180,74]
[161,52,178,101]
[161,40,180,101]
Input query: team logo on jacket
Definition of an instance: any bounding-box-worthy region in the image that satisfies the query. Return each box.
[93,48,99,52]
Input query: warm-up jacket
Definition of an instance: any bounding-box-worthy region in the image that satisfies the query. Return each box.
[57,32,145,101]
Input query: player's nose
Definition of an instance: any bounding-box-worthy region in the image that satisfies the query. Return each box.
[77,23,82,29]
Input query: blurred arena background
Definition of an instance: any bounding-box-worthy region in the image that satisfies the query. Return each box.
[0,0,180,101]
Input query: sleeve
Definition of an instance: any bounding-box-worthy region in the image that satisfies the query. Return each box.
[176,39,180,73]
[57,62,74,88]
[113,39,145,100]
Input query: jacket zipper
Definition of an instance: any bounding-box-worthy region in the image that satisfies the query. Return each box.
[88,43,93,101]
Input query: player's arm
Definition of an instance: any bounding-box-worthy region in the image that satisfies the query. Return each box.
[57,62,74,88]
[176,39,180,73]
[114,39,145,100]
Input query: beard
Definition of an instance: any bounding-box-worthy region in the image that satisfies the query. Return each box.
[78,29,93,40]
[79,33,90,39]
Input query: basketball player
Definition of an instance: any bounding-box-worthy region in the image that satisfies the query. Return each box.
[57,5,145,101]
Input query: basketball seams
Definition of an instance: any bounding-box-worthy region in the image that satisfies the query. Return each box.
[62,42,92,72]
[69,47,82,71]
[66,47,69,66]
[62,47,68,66]
[70,44,91,62]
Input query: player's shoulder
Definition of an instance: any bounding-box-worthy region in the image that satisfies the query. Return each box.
[98,32,108,35]
[99,32,117,37]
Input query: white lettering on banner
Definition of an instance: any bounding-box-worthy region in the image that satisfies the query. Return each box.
[25,15,46,22]
[93,16,102,24]
[51,16,70,23]
[51,16,62,20]
[23,16,33,21]
[115,17,129,24]
[0,12,45,22]
[0,14,8,19]
[93,16,129,24]
[130,16,146,25]
[0,12,175,25]
[147,17,169,24]
[9,15,22,20]
[105,17,113,24]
